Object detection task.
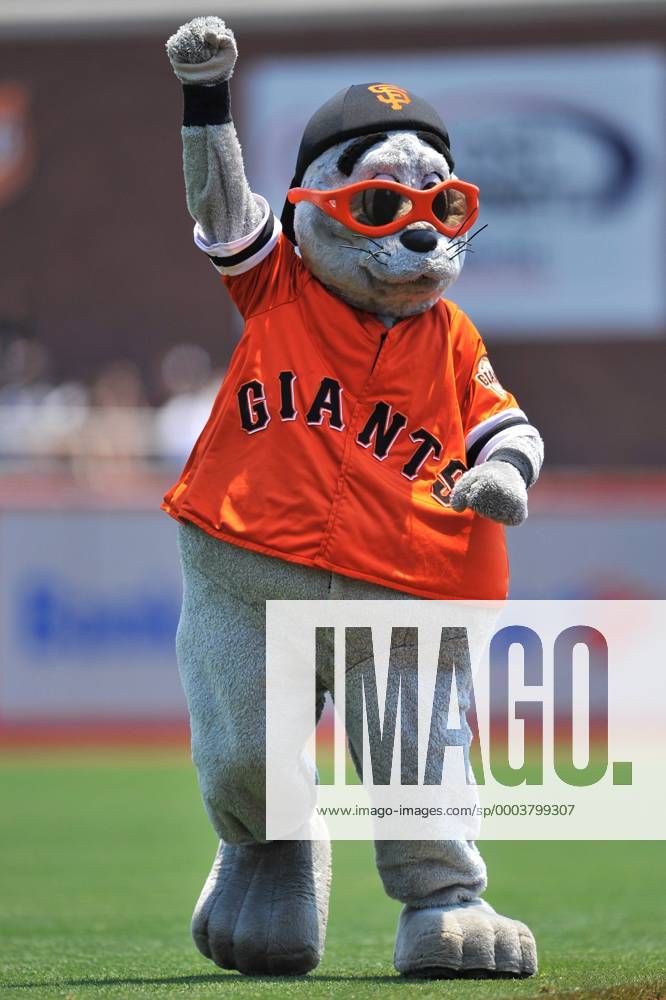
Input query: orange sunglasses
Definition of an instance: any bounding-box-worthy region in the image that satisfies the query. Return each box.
[287,178,480,238]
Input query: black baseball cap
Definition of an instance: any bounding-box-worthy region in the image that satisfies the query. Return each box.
[280,82,454,243]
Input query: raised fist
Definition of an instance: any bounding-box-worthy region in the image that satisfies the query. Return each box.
[166,16,237,85]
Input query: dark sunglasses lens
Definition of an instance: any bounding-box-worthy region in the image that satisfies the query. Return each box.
[433,187,469,230]
[350,187,413,228]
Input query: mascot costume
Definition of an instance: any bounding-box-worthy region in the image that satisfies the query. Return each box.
[163,16,544,980]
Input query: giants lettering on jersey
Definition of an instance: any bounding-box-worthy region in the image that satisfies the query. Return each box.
[237,370,466,507]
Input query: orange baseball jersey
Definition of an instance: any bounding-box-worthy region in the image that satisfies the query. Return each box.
[163,205,536,600]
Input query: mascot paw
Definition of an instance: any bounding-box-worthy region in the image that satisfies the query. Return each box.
[394,899,537,979]
[166,16,238,84]
[450,461,527,526]
[191,838,331,976]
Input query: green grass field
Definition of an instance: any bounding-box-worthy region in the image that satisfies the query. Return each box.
[0,752,664,1000]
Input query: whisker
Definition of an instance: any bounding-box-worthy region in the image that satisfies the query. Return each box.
[447,222,488,261]
[449,234,474,247]
[451,208,476,238]
[464,223,488,243]
[340,244,390,258]
[369,252,389,266]
[339,244,390,265]
[448,224,488,251]
[356,235,387,251]
[448,247,474,261]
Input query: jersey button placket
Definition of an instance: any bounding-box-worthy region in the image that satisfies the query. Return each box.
[316,329,391,564]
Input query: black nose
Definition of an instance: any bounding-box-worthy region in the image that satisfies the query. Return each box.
[399,229,438,253]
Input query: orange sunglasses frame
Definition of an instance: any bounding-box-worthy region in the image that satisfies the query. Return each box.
[287,178,480,238]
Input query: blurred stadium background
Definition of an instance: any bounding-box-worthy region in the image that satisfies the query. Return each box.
[0,0,664,744]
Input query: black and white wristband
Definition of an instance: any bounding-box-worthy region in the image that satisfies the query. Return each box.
[488,449,534,486]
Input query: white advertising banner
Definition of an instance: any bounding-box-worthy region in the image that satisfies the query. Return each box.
[0,497,663,728]
[243,46,665,336]
[0,511,186,720]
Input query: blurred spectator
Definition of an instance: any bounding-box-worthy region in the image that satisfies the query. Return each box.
[154,343,222,465]
[0,336,52,404]
[0,339,222,478]
[0,336,59,463]
[68,361,153,484]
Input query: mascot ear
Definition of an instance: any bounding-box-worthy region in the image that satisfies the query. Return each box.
[281,175,299,245]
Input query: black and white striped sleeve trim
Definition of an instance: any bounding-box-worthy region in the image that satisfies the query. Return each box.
[465,408,540,467]
[193,194,282,277]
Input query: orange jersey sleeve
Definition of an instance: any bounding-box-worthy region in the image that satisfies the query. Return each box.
[449,305,533,468]
[223,232,307,319]
[191,194,307,320]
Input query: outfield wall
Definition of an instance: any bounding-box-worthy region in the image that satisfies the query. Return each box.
[0,474,664,745]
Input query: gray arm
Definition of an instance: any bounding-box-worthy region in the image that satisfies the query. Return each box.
[166,16,263,245]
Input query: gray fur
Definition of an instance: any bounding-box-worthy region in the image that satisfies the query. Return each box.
[176,522,509,973]
[394,899,537,978]
[450,460,528,527]
[377,841,486,908]
[296,133,465,320]
[167,19,541,979]
[316,625,487,909]
[490,449,534,489]
[176,521,327,843]
[492,431,544,488]
[166,16,237,81]
[191,838,331,975]
[177,522,332,974]
[167,17,261,245]
[181,125,262,246]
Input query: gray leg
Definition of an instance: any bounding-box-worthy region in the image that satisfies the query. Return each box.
[176,523,332,975]
[328,571,537,979]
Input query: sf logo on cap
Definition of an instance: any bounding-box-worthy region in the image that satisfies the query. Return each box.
[368,83,411,111]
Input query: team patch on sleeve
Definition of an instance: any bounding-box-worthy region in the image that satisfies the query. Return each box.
[474,356,507,399]
[193,193,282,276]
